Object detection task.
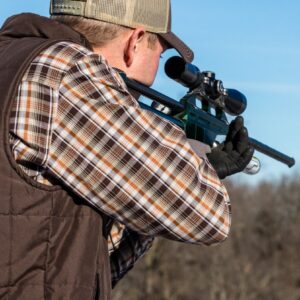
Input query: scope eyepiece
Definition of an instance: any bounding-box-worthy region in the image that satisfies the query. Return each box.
[165,56,203,89]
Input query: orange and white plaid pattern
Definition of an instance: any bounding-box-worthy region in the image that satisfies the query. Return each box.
[10,42,231,284]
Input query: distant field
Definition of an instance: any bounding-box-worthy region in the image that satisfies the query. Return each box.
[113,176,300,300]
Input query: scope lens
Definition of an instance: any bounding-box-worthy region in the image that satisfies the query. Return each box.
[225,89,247,115]
[164,56,186,79]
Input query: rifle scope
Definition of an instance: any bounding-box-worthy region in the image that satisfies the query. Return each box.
[165,56,247,116]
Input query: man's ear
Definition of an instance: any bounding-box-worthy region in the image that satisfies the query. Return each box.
[124,27,146,67]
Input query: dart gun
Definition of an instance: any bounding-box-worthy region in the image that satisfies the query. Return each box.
[120,56,295,174]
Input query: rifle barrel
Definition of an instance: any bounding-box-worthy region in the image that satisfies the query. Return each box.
[249,138,295,168]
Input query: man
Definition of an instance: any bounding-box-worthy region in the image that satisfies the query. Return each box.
[0,0,253,299]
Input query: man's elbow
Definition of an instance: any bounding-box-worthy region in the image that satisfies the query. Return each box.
[191,207,232,246]
[200,212,231,246]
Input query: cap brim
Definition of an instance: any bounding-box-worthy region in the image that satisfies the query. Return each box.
[158,31,194,63]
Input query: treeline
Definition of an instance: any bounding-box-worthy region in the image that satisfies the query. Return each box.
[112,175,300,300]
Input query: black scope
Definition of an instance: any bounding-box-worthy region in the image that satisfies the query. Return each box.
[165,56,247,116]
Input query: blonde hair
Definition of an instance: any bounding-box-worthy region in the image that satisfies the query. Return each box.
[51,15,158,49]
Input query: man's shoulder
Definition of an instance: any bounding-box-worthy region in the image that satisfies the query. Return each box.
[22,40,132,101]
[22,41,95,89]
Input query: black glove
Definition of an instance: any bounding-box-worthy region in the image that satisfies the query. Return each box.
[207,116,254,179]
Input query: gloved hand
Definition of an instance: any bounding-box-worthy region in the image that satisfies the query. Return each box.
[207,116,254,179]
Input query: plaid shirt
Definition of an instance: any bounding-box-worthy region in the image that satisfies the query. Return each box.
[9,41,231,284]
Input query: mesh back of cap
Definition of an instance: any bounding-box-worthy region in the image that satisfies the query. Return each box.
[51,0,170,33]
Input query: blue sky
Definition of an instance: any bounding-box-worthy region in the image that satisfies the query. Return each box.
[0,0,299,185]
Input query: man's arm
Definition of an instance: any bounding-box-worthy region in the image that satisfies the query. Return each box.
[46,51,231,245]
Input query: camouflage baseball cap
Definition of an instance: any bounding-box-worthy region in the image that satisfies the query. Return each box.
[50,0,194,62]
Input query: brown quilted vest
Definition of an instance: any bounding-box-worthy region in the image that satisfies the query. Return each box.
[0,14,112,300]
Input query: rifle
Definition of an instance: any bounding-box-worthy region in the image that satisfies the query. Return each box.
[120,56,295,175]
